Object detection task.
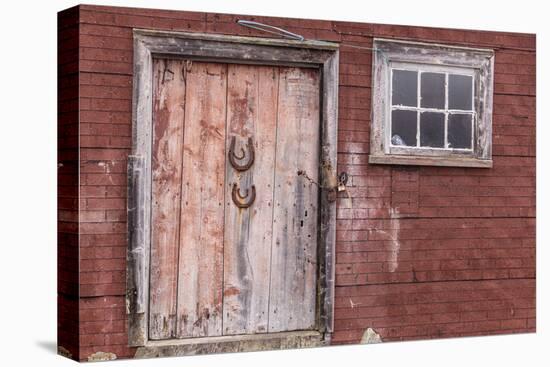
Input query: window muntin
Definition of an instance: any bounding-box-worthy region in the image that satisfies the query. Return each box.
[370,39,494,168]
[389,62,475,151]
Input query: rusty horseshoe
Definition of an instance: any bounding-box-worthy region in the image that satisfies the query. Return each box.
[228,136,255,171]
[231,183,256,208]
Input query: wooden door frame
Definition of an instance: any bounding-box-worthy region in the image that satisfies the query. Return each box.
[127,29,339,353]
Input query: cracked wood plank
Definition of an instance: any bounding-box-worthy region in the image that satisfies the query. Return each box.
[149,59,187,339]
[268,67,321,332]
[176,61,227,338]
[222,64,279,335]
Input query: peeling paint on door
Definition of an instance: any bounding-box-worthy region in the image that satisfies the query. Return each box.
[149,59,321,340]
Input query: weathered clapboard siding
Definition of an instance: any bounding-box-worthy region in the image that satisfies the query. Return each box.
[149,59,186,339]
[176,62,227,338]
[57,6,81,360]
[268,67,321,332]
[222,64,279,335]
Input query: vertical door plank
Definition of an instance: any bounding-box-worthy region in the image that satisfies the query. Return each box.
[268,67,321,332]
[222,65,279,335]
[149,59,186,340]
[176,62,227,338]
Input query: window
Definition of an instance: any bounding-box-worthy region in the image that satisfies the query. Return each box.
[370,39,495,168]
[391,65,474,150]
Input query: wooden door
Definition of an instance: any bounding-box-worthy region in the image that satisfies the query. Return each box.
[149,58,320,340]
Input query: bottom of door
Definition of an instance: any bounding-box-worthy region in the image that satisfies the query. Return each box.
[135,330,326,358]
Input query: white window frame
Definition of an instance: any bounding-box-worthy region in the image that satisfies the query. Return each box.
[370,38,495,168]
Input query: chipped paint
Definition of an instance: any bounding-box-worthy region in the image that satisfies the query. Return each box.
[369,39,494,168]
[360,328,382,344]
[371,207,402,272]
[224,286,241,297]
[57,345,72,359]
[349,298,361,309]
[134,331,325,358]
[387,208,401,272]
[97,160,118,185]
[87,351,117,362]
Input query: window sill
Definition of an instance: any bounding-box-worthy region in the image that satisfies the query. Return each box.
[368,154,493,168]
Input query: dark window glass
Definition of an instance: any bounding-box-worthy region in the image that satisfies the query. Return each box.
[448,113,473,149]
[420,72,445,109]
[391,109,417,147]
[420,112,445,148]
[392,69,417,107]
[448,74,473,110]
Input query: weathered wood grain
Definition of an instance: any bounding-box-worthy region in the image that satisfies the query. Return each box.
[268,67,321,332]
[126,154,146,346]
[134,30,335,69]
[134,330,325,358]
[149,59,186,339]
[319,50,339,333]
[130,31,339,347]
[222,64,279,335]
[176,62,227,338]
[368,154,493,168]
[128,35,154,346]
[369,38,494,167]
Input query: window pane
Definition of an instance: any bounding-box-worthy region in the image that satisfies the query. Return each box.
[448,74,473,110]
[420,112,445,148]
[392,69,417,107]
[448,113,473,149]
[420,72,445,109]
[391,109,417,147]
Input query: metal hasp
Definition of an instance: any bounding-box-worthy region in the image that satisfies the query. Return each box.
[229,136,255,171]
[232,183,256,208]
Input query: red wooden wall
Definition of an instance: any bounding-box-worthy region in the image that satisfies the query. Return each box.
[57,6,80,361]
[57,4,536,361]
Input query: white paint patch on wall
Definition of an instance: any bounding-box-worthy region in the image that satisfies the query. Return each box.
[360,328,382,344]
[387,207,401,272]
